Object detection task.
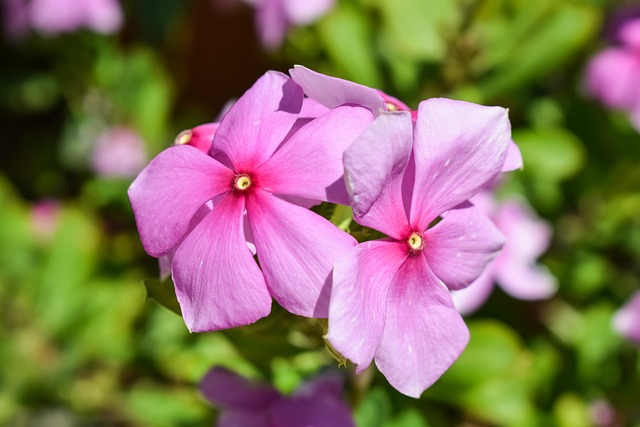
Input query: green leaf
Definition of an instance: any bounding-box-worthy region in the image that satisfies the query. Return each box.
[355,387,392,427]
[143,277,181,316]
[391,408,430,427]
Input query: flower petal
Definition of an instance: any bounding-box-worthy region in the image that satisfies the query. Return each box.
[270,395,354,427]
[257,105,373,205]
[281,0,334,25]
[128,145,234,257]
[495,261,557,300]
[246,189,356,318]
[213,71,303,170]
[200,367,281,411]
[374,256,469,398]
[327,240,407,372]
[503,139,523,171]
[410,98,511,230]
[451,266,496,316]
[219,412,271,427]
[255,0,288,49]
[613,291,640,345]
[425,204,504,291]
[290,65,386,115]
[172,195,272,332]
[584,48,639,110]
[343,112,413,239]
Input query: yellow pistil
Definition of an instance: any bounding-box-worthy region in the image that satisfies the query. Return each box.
[234,175,252,191]
[407,232,423,251]
[385,102,398,111]
[174,129,192,146]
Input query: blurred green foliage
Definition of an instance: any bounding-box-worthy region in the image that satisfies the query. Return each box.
[1,0,639,426]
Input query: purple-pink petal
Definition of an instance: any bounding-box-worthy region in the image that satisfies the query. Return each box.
[374,255,469,398]
[270,393,354,427]
[128,145,234,257]
[213,71,303,171]
[172,195,272,332]
[619,18,640,50]
[503,139,523,171]
[257,105,373,205]
[255,0,288,49]
[246,189,356,318]
[327,240,408,373]
[289,65,387,115]
[343,112,413,239]
[425,204,504,291]
[613,291,640,344]
[584,48,640,111]
[451,267,496,316]
[410,98,511,230]
[200,367,281,411]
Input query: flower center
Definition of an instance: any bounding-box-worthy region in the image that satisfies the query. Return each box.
[385,102,398,111]
[174,129,192,145]
[234,174,252,191]
[406,231,425,254]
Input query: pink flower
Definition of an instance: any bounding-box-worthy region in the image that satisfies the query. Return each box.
[91,127,147,179]
[290,65,523,171]
[452,194,557,315]
[3,0,123,38]
[326,100,511,397]
[200,367,354,427]
[613,290,640,344]
[30,199,61,241]
[129,71,373,332]
[584,18,640,131]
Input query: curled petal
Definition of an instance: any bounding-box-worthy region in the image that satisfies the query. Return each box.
[257,105,373,205]
[343,112,413,239]
[410,98,511,230]
[375,256,469,398]
[503,139,523,171]
[246,189,356,318]
[425,204,504,291]
[290,65,386,115]
[200,367,281,411]
[327,240,407,372]
[128,145,233,257]
[172,195,272,332]
[213,71,303,170]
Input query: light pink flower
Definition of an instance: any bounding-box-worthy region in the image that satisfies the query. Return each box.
[3,0,123,37]
[452,194,557,315]
[200,367,354,427]
[613,290,640,345]
[290,65,523,171]
[327,100,510,397]
[129,71,373,332]
[91,127,147,179]
[584,18,640,131]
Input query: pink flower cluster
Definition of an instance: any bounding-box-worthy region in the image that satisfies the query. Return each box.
[3,0,122,39]
[584,16,640,131]
[129,66,518,398]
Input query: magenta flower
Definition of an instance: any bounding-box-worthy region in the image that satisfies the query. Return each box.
[91,127,147,179]
[327,100,510,397]
[613,290,640,345]
[200,367,354,427]
[129,71,373,332]
[290,65,523,171]
[584,18,640,131]
[452,194,557,315]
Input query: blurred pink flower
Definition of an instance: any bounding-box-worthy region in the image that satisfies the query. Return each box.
[91,127,147,179]
[584,18,640,131]
[218,0,334,49]
[613,290,640,345]
[30,199,61,240]
[2,0,122,38]
[200,367,354,427]
[452,193,557,315]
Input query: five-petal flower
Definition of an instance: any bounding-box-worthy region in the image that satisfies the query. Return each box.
[129,71,373,332]
[327,100,510,397]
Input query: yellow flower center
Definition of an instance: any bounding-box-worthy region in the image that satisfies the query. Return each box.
[407,231,424,252]
[385,102,398,111]
[174,129,192,145]
[234,174,252,191]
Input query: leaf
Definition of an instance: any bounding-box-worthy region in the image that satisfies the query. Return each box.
[143,277,181,316]
[355,387,392,427]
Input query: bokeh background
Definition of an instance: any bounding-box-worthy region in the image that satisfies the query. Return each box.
[1,0,640,426]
